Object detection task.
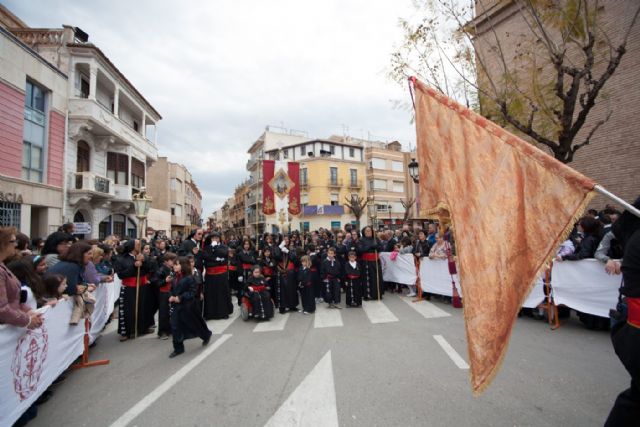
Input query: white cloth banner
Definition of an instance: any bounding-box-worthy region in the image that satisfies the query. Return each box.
[0,279,120,426]
[522,277,547,309]
[551,259,620,317]
[419,258,462,297]
[380,253,417,285]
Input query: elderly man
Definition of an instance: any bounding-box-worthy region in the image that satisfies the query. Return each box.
[178,229,203,256]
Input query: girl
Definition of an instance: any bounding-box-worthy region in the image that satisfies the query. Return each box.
[297,255,315,314]
[344,251,363,307]
[245,265,274,320]
[40,273,68,307]
[169,257,212,358]
[238,240,256,306]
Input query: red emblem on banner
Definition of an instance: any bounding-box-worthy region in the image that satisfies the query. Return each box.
[287,162,301,216]
[12,326,49,401]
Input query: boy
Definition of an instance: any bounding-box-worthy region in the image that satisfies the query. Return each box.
[344,251,363,307]
[321,246,342,308]
[297,255,315,314]
[152,252,177,339]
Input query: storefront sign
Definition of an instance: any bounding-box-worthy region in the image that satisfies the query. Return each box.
[0,192,23,204]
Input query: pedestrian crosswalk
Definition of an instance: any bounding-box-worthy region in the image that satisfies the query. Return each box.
[231,295,454,333]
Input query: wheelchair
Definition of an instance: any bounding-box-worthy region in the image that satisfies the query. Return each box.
[240,291,275,321]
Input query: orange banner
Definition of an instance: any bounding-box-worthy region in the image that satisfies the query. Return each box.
[412,78,595,393]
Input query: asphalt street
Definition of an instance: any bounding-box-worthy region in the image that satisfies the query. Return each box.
[30,294,628,427]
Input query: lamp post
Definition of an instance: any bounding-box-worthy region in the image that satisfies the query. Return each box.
[132,188,152,239]
[408,158,419,184]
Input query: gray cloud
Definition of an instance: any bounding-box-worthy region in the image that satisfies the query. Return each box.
[6,0,418,216]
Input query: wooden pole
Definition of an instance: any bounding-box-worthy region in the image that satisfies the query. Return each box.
[71,317,109,370]
[134,264,141,339]
[374,248,381,301]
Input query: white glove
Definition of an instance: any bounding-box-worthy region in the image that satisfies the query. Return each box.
[211,240,218,247]
[281,246,290,254]
[238,276,243,283]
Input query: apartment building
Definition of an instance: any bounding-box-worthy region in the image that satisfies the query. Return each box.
[0,19,67,237]
[365,140,409,230]
[2,7,162,239]
[147,157,202,239]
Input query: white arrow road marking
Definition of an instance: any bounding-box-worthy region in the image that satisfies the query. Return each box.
[401,296,451,319]
[264,350,339,427]
[313,304,343,328]
[361,300,398,324]
[433,335,469,370]
[254,312,290,332]
[207,308,240,334]
[109,334,232,427]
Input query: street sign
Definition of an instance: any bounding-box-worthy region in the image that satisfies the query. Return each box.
[74,222,92,234]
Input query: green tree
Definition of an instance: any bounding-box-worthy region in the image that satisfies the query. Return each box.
[390,0,640,163]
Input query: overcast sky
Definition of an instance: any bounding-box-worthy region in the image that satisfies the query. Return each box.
[6,0,419,216]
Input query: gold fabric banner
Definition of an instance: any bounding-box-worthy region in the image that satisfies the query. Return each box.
[412,78,595,393]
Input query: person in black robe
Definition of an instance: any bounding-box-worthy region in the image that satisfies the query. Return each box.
[150,252,177,339]
[605,198,640,426]
[260,247,276,300]
[357,226,384,300]
[114,240,155,341]
[321,247,342,308]
[307,244,322,303]
[245,265,274,319]
[227,247,240,297]
[238,240,257,306]
[178,229,203,256]
[169,257,212,358]
[297,255,315,313]
[344,251,363,307]
[201,232,233,320]
[276,236,299,313]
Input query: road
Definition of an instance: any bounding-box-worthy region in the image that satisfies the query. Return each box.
[31,294,627,427]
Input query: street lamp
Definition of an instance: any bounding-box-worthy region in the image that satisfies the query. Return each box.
[408,158,419,183]
[132,188,152,239]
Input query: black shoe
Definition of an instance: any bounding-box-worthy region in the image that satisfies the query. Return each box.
[202,333,212,346]
[169,350,184,358]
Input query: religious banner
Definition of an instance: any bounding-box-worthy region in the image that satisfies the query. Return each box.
[411,77,595,393]
[262,160,276,215]
[287,162,301,216]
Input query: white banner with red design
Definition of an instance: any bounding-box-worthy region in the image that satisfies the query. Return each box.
[262,160,300,222]
[0,278,121,426]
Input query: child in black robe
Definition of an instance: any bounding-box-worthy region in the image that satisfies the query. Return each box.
[297,255,315,314]
[168,257,212,358]
[344,251,363,307]
[245,265,274,320]
[321,247,342,308]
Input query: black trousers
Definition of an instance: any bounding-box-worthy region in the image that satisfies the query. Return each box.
[157,291,171,336]
[323,279,341,304]
[605,323,640,426]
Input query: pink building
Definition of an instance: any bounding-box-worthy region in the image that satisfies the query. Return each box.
[0,10,67,237]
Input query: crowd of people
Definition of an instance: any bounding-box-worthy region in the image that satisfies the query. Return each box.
[1,196,638,425]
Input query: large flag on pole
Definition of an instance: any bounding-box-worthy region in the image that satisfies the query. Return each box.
[411,78,596,394]
[262,160,301,219]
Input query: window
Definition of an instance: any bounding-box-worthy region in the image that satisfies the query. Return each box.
[372,179,387,190]
[171,204,183,217]
[330,221,341,230]
[376,203,390,213]
[301,168,308,186]
[107,152,128,184]
[393,181,404,192]
[131,158,145,189]
[133,121,139,132]
[0,202,21,228]
[23,81,46,183]
[349,148,355,157]
[300,146,305,156]
[329,167,338,185]
[371,157,385,169]
[391,160,404,172]
[391,202,404,212]
[80,77,90,99]
[301,194,308,208]
[170,178,177,190]
[330,193,339,206]
[330,145,335,154]
[282,149,289,159]
[350,169,358,186]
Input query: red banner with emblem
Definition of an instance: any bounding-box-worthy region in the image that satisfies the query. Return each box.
[287,162,300,215]
[262,160,276,215]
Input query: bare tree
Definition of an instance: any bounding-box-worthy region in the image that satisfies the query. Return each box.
[344,195,369,230]
[390,0,640,163]
[400,197,416,223]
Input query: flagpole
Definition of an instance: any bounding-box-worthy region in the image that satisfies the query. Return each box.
[594,185,640,218]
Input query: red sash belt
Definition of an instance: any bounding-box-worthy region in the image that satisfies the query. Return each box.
[262,267,273,276]
[362,252,378,261]
[310,267,318,272]
[228,265,237,271]
[347,274,360,279]
[242,263,253,270]
[628,297,640,328]
[288,263,295,271]
[205,266,228,275]
[252,285,266,292]
[159,283,171,293]
[122,276,148,287]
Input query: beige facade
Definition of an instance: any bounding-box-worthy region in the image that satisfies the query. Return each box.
[147,157,202,239]
[365,141,409,230]
[471,0,640,209]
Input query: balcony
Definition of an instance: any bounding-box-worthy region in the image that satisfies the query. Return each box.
[300,181,309,190]
[327,179,343,188]
[348,179,362,189]
[68,98,157,160]
[71,172,115,197]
